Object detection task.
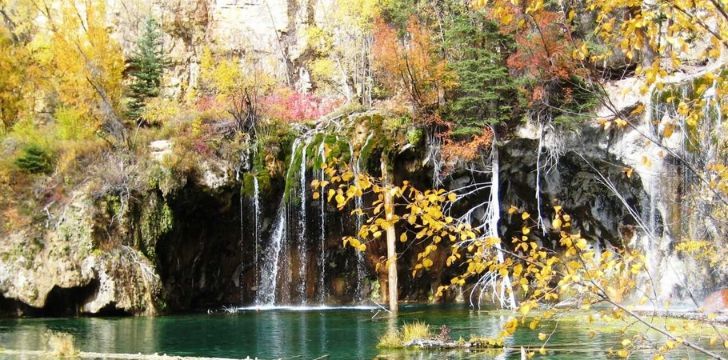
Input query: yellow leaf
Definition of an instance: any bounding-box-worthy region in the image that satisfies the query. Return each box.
[313,191,320,200]
[522,212,530,220]
[520,304,531,315]
[408,214,417,225]
[423,258,433,269]
[552,218,562,230]
[621,339,631,347]
[615,118,627,128]
[508,205,518,215]
[538,333,547,341]
[447,193,457,202]
[400,233,408,242]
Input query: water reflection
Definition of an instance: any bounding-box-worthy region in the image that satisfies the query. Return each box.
[0,306,723,359]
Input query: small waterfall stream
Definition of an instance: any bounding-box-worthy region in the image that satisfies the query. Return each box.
[624,69,724,304]
[298,142,309,303]
[317,141,328,303]
[257,200,288,305]
[253,176,260,292]
[252,131,371,306]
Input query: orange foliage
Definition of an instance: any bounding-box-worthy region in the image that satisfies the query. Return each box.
[504,11,577,82]
[441,127,494,164]
[484,2,588,108]
[372,16,456,113]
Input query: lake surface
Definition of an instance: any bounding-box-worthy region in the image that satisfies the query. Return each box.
[0,304,721,359]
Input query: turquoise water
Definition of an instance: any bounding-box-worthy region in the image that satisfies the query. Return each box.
[0,305,720,359]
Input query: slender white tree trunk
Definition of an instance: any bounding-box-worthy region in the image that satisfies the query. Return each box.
[381,153,398,313]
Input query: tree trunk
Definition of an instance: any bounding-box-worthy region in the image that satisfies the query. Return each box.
[381,152,398,313]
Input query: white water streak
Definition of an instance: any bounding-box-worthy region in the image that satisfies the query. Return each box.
[253,177,260,292]
[298,143,308,303]
[317,142,327,303]
[257,200,288,305]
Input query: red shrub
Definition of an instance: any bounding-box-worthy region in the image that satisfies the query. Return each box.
[261,88,342,122]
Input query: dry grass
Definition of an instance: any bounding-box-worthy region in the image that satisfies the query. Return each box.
[401,322,431,343]
[377,321,432,348]
[377,328,403,348]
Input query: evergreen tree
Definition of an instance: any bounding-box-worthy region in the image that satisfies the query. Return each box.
[126,18,166,123]
[444,7,519,137]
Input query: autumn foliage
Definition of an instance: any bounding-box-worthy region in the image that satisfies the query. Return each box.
[372,16,456,114]
[440,127,494,164]
[260,88,343,123]
[504,10,578,84]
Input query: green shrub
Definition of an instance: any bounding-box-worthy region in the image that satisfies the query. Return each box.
[15,144,53,174]
[406,127,423,146]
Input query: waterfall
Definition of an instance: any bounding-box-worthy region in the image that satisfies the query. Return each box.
[253,176,260,292]
[317,141,327,303]
[255,137,320,306]
[614,69,725,303]
[298,143,308,303]
[257,199,288,305]
[238,148,250,304]
[239,183,245,304]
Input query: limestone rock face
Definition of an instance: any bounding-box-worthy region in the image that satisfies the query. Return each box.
[0,187,161,315]
[106,0,321,97]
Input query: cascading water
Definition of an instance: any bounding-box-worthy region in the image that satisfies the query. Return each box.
[607,65,726,304]
[317,141,328,303]
[239,183,245,303]
[246,121,380,307]
[253,176,260,292]
[236,149,250,304]
[256,199,288,305]
[298,142,309,303]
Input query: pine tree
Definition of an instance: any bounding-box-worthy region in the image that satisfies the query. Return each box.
[444,7,518,137]
[126,18,166,123]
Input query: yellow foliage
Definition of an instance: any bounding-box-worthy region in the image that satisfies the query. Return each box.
[140,97,181,126]
[47,0,125,122]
